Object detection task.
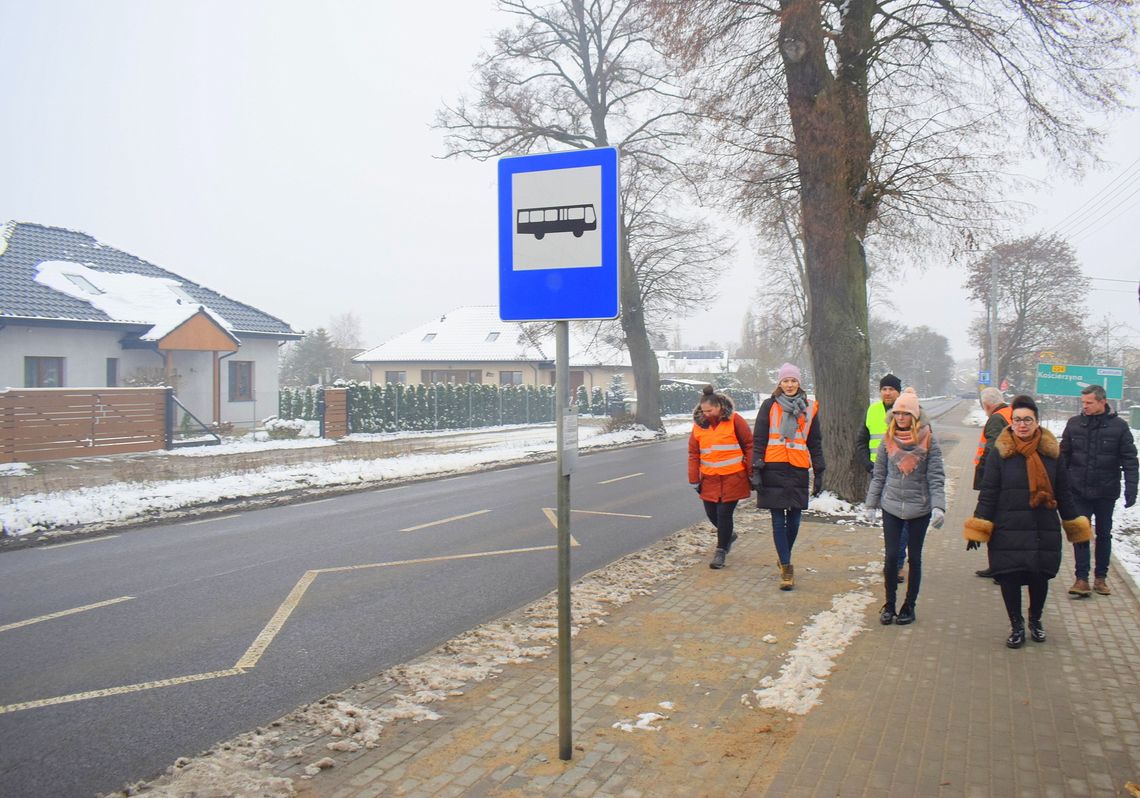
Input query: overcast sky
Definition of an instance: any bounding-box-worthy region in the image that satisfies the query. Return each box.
[1,1,1136,367]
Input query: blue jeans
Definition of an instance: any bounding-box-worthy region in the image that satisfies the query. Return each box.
[883,511,930,607]
[770,509,802,565]
[1072,495,1116,580]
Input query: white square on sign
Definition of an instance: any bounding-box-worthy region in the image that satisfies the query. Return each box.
[512,165,602,270]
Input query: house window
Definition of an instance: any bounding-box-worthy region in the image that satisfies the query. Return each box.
[384,371,407,384]
[499,371,523,386]
[485,332,500,342]
[106,358,119,387]
[421,370,483,384]
[228,360,254,401]
[422,333,437,342]
[25,357,64,387]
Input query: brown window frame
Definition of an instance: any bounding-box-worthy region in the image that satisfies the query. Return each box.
[228,360,255,402]
[25,356,65,387]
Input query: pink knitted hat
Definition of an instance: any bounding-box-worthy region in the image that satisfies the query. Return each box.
[892,387,920,417]
[777,362,801,382]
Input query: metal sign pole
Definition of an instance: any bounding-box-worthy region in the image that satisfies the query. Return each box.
[555,320,572,760]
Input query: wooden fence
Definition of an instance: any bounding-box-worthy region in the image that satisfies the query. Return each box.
[320,388,348,439]
[0,387,171,464]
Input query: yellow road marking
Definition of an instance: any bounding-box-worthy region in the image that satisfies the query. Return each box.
[0,596,135,634]
[181,515,241,526]
[400,509,491,532]
[4,535,578,712]
[0,668,245,714]
[234,571,319,670]
[598,472,644,484]
[236,543,566,670]
[39,535,119,549]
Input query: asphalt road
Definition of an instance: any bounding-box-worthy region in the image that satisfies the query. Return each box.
[0,436,706,798]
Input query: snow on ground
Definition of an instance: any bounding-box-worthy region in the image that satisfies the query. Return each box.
[742,563,880,715]
[0,462,31,476]
[102,525,709,798]
[1,421,693,537]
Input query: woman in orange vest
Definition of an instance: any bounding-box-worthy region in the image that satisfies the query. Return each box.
[688,385,754,570]
[751,363,825,590]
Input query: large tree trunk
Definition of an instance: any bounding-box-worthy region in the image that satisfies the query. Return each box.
[619,224,663,430]
[779,0,873,501]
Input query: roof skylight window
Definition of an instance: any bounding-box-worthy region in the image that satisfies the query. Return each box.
[486,332,500,342]
[167,284,195,303]
[63,273,103,295]
[422,333,437,342]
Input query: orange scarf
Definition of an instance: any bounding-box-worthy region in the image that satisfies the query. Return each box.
[1010,428,1056,509]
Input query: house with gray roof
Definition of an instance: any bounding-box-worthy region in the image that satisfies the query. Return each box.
[353,305,634,396]
[0,221,301,429]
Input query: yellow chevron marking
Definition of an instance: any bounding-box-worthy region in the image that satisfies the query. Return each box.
[0,596,134,634]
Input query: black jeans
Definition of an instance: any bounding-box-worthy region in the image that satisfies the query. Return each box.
[999,574,1049,621]
[883,510,930,608]
[703,500,739,550]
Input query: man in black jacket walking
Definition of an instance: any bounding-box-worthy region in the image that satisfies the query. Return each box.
[1060,384,1138,597]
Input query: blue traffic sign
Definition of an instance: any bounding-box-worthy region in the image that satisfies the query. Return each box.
[498,147,619,321]
[978,371,991,385]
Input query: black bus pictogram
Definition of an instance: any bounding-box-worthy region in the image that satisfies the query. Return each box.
[516,204,597,239]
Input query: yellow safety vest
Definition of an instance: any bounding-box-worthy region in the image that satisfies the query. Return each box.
[865,402,888,463]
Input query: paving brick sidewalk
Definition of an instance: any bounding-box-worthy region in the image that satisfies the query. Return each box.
[272,418,1139,797]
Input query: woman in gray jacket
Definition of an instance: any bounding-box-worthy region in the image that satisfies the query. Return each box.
[864,389,946,626]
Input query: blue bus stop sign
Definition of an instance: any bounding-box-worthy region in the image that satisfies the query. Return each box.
[498,147,619,321]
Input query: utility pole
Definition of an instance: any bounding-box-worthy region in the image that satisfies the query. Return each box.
[989,256,999,385]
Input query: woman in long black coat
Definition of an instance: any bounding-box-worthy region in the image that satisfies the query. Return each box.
[964,395,1090,648]
[751,363,824,590]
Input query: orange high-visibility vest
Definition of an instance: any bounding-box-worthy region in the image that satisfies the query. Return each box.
[765,400,818,468]
[693,419,746,476]
[974,405,1013,465]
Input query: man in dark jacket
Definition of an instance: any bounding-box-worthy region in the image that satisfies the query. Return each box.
[1060,384,1139,597]
[973,387,1013,579]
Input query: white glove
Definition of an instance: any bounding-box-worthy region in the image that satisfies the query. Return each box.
[930,508,945,529]
[860,507,878,525]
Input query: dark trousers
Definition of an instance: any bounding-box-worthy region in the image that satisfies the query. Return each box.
[1071,495,1116,579]
[703,500,739,550]
[999,574,1049,621]
[883,511,930,608]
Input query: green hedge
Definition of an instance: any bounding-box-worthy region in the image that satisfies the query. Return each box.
[278,382,756,432]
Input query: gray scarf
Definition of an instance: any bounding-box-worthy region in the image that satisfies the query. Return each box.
[775,392,808,441]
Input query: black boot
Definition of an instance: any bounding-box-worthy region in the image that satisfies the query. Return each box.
[895,602,916,625]
[879,603,897,625]
[1028,615,1046,643]
[1006,615,1025,648]
[709,548,726,569]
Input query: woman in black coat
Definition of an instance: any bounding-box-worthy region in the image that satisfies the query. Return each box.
[964,395,1090,648]
[751,363,824,590]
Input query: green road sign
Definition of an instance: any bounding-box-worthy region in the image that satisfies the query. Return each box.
[1034,363,1124,400]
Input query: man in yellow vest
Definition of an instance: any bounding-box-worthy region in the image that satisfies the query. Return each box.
[858,374,907,583]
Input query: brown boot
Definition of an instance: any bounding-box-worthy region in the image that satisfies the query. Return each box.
[779,563,795,591]
[1068,578,1091,597]
[1093,577,1111,595]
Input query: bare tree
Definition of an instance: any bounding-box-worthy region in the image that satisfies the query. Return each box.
[966,233,1089,390]
[436,0,723,430]
[652,0,1136,499]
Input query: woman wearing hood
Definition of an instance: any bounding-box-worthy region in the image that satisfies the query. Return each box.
[864,388,946,626]
[689,385,754,569]
[965,395,1090,648]
[751,363,824,590]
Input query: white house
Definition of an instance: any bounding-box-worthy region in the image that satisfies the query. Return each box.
[353,306,634,395]
[0,221,301,429]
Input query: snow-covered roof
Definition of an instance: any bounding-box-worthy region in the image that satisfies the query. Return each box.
[0,221,299,339]
[355,306,632,368]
